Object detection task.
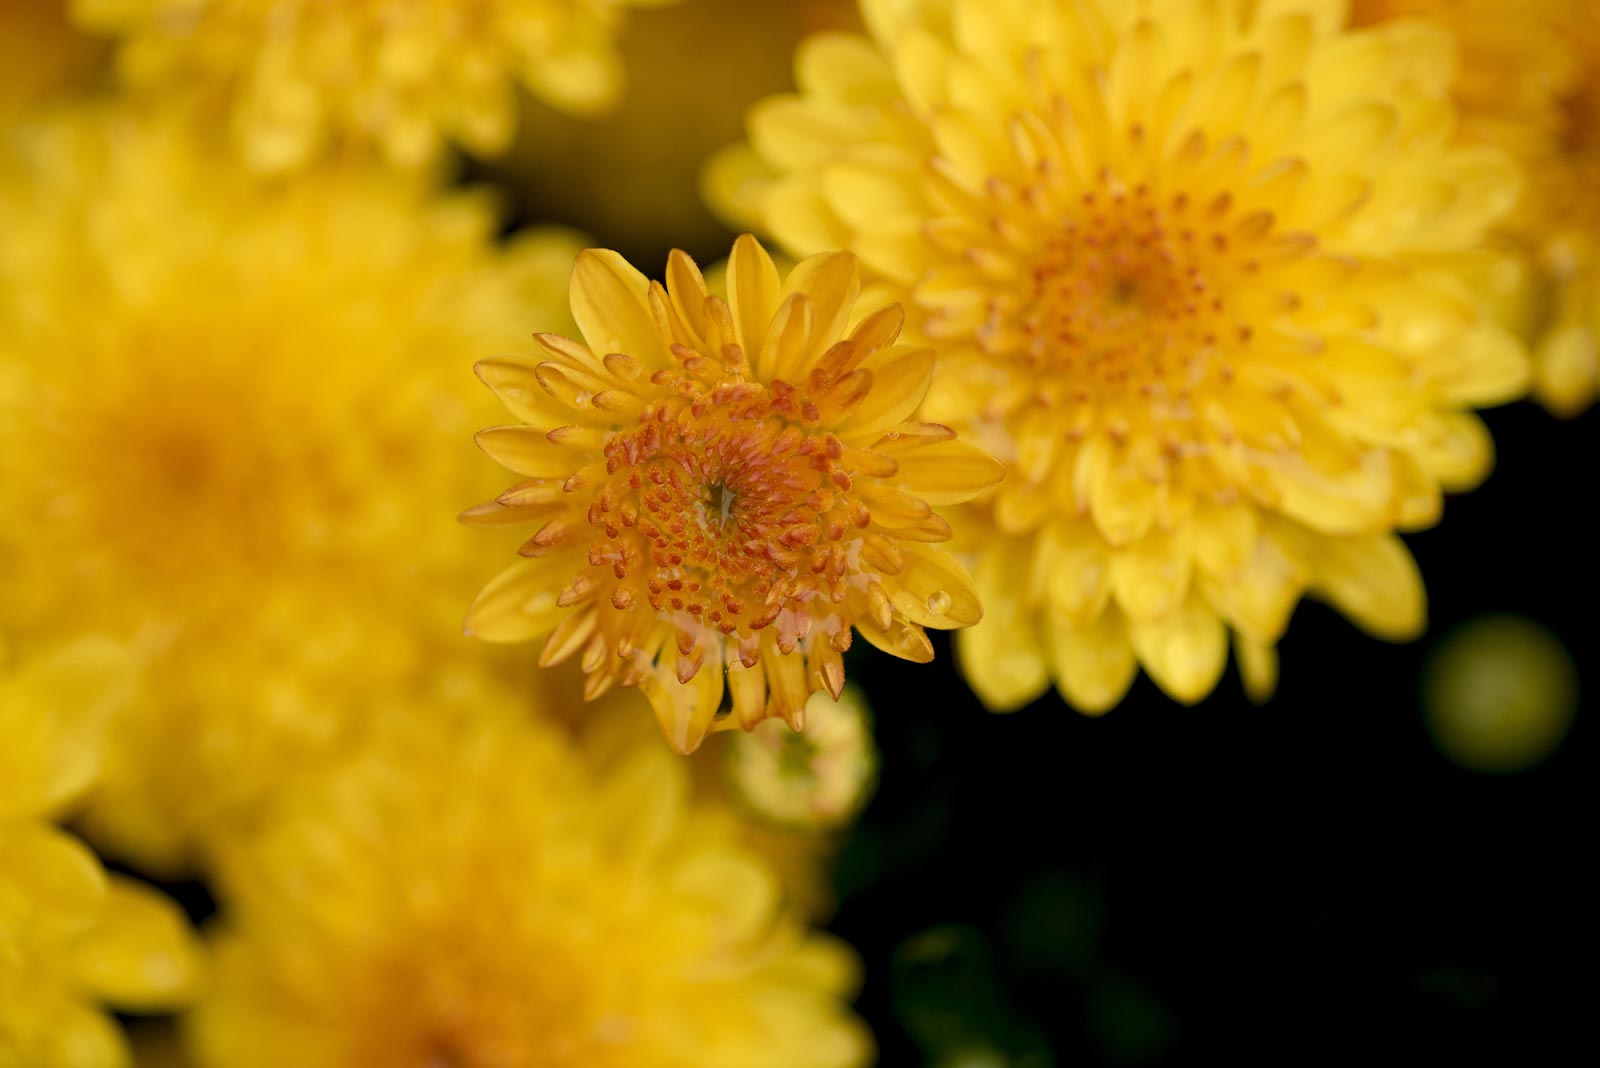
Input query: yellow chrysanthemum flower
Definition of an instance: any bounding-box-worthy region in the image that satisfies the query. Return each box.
[1349,0,1600,415]
[0,108,580,871]
[727,684,878,831]
[72,0,683,171]
[1,641,202,1068]
[715,0,1529,712]
[464,234,1003,753]
[188,695,872,1068]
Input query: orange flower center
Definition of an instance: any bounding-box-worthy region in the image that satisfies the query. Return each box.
[973,175,1299,407]
[585,376,867,660]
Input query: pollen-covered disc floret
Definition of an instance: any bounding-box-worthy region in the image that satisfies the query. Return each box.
[72,0,680,171]
[716,0,1530,713]
[1350,0,1600,415]
[465,235,1001,752]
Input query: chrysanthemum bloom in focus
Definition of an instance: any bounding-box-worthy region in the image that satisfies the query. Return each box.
[1349,0,1600,414]
[72,0,683,171]
[189,699,872,1068]
[0,108,581,871]
[713,0,1530,712]
[465,235,1002,752]
[1,641,203,1068]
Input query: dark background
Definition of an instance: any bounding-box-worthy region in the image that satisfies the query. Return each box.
[830,400,1593,1066]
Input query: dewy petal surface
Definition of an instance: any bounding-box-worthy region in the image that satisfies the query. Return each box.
[722,0,1532,712]
[466,235,1001,752]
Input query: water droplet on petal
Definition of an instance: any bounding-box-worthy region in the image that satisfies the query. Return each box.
[926,590,952,616]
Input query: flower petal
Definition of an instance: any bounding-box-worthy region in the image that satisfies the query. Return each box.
[777,250,860,371]
[75,876,203,1010]
[835,347,935,438]
[1048,608,1139,715]
[884,543,982,629]
[1308,533,1425,640]
[882,439,1004,504]
[1129,596,1228,705]
[474,355,571,429]
[726,233,783,356]
[463,558,579,642]
[855,616,934,663]
[639,656,725,755]
[957,547,1050,711]
[474,426,582,478]
[569,249,669,368]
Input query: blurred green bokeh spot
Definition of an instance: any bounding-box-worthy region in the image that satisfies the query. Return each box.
[1421,614,1578,774]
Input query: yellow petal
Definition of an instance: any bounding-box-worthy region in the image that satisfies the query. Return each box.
[569,249,668,368]
[589,744,685,864]
[855,616,935,663]
[639,657,724,755]
[1309,533,1425,641]
[664,249,711,347]
[463,557,579,642]
[1129,596,1228,705]
[883,439,1004,505]
[669,849,778,942]
[1534,323,1598,418]
[1436,320,1529,407]
[1047,608,1138,716]
[44,1001,129,1068]
[885,543,982,629]
[75,876,203,1010]
[1413,411,1493,491]
[1109,531,1191,623]
[835,347,935,438]
[0,823,107,934]
[726,233,782,356]
[474,356,570,429]
[1201,536,1304,643]
[957,547,1050,711]
[764,647,812,730]
[1235,634,1278,705]
[523,36,622,117]
[1039,521,1113,627]
[474,426,582,478]
[727,659,769,729]
[701,142,772,230]
[776,250,860,370]
[796,32,899,104]
[0,638,131,821]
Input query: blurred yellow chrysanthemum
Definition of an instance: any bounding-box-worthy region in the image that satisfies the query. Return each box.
[727,684,878,831]
[0,0,103,120]
[464,234,1003,753]
[0,107,580,871]
[1349,0,1600,415]
[1,641,202,1068]
[72,0,683,171]
[714,0,1529,713]
[189,694,872,1068]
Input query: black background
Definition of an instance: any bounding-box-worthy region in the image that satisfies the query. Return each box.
[830,400,1592,1065]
